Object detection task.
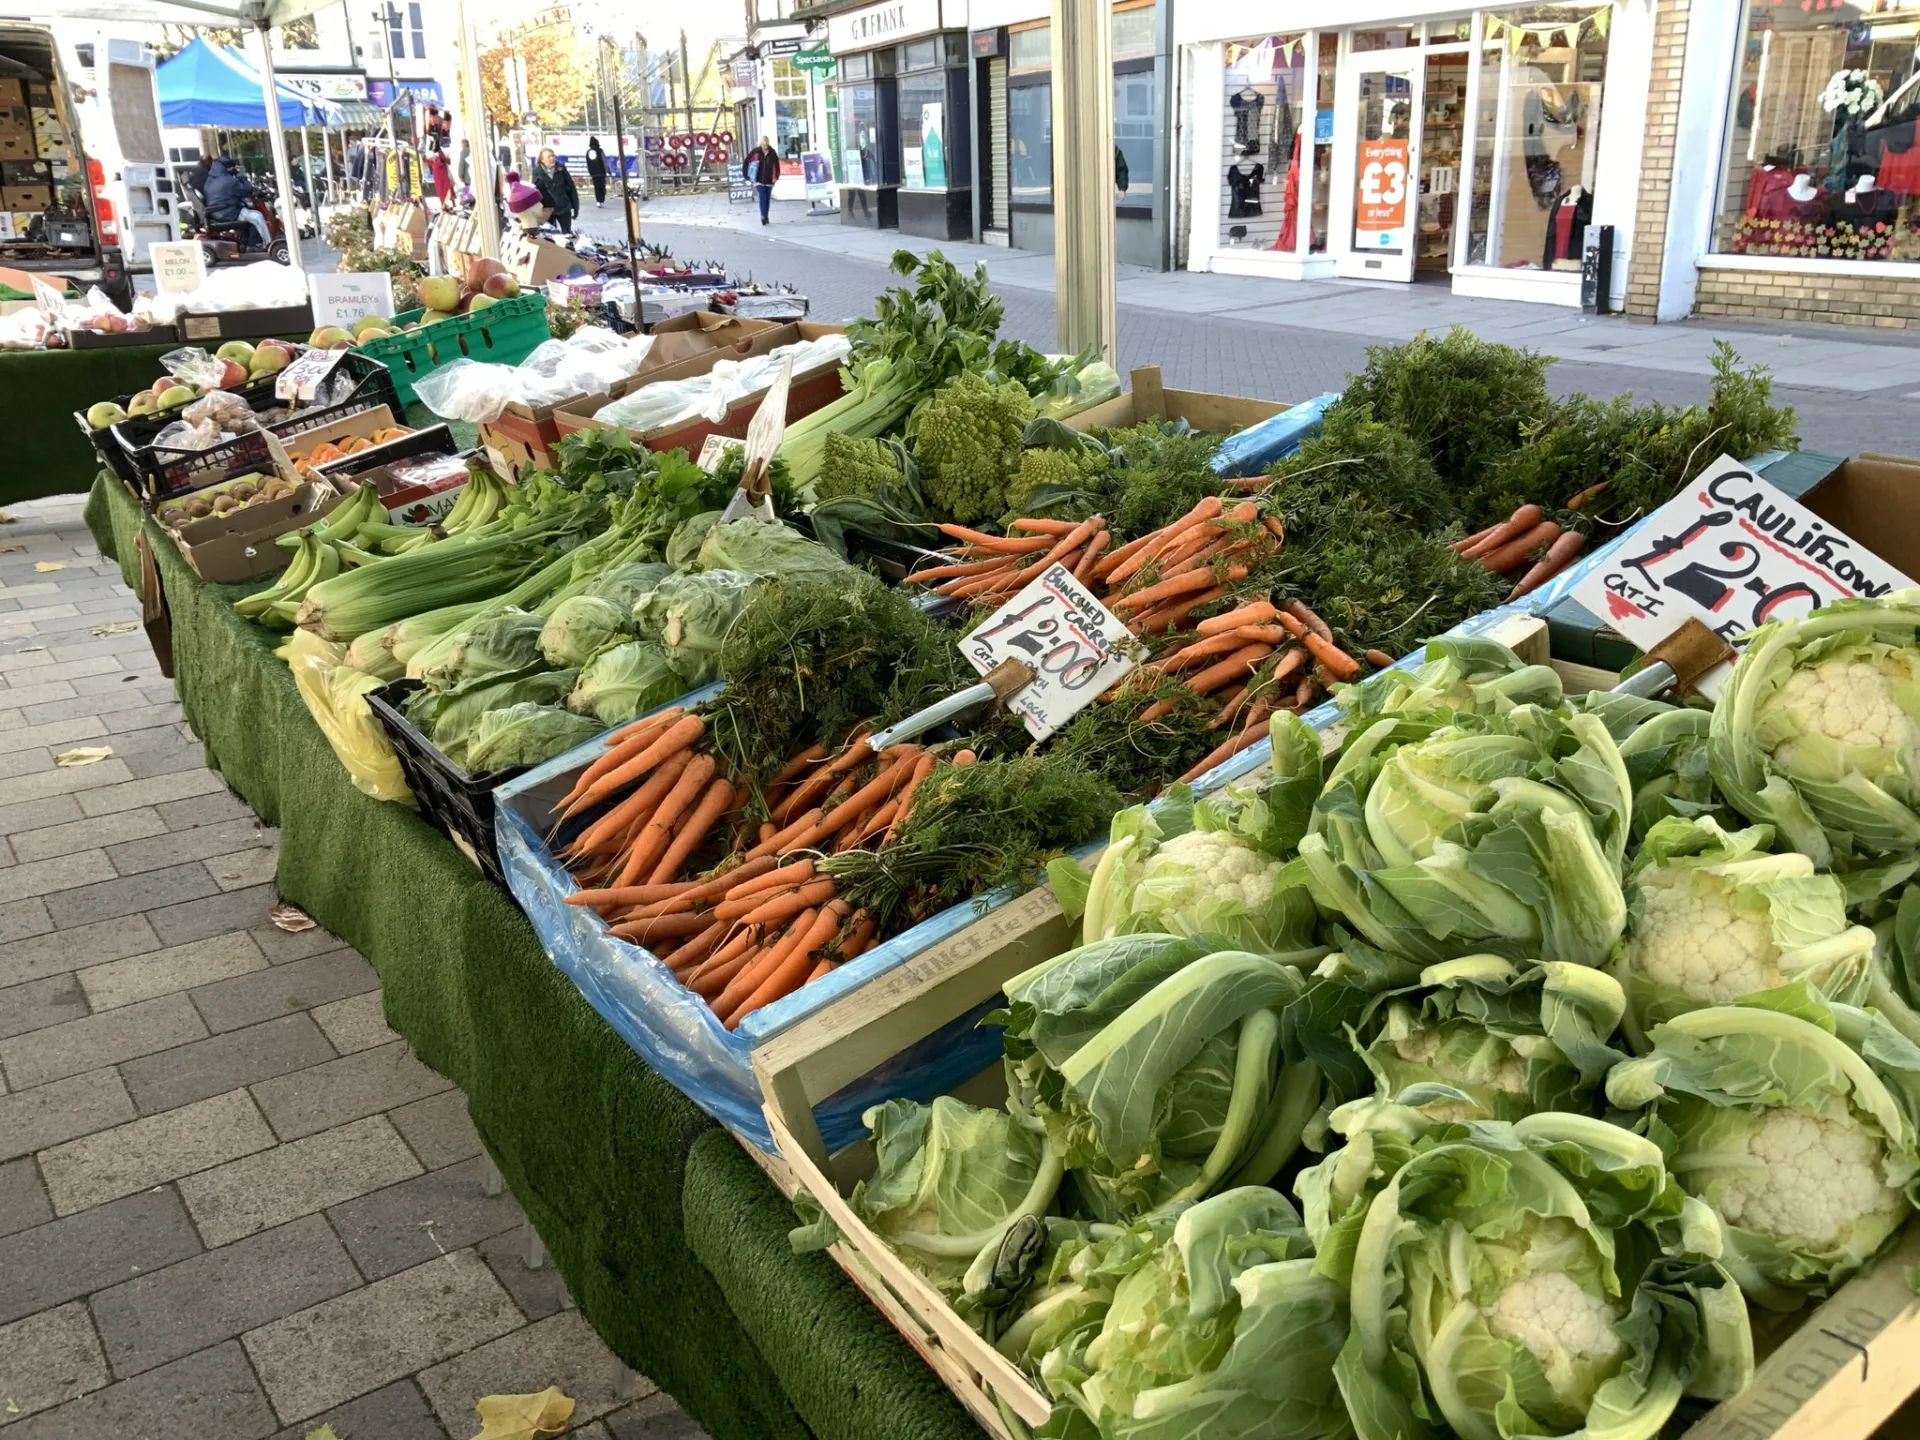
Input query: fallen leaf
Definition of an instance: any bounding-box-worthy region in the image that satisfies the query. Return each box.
[471,1387,575,1440]
[0,545,18,554]
[0,511,15,523]
[88,622,138,637]
[268,901,317,933]
[33,562,63,573]
[304,1427,341,1440]
[55,747,114,767]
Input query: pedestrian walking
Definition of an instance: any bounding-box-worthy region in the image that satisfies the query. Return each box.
[586,137,609,208]
[534,147,579,234]
[745,138,781,225]
[428,145,453,206]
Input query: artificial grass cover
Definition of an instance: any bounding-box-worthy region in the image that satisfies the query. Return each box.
[9,344,190,505]
[87,473,980,1440]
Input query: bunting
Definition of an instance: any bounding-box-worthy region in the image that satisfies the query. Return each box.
[1485,2,1613,52]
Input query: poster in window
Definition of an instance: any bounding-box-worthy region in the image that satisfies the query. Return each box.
[1355,137,1409,249]
[920,102,947,188]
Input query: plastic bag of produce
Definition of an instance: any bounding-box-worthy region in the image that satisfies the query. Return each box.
[631,570,756,682]
[539,594,632,669]
[692,518,850,583]
[285,628,414,805]
[593,374,733,433]
[412,358,530,426]
[568,640,685,726]
[464,702,603,772]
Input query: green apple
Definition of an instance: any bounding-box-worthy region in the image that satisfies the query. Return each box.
[352,315,389,336]
[86,401,128,428]
[419,309,456,325]
[467,294,497,312]
[155,385,196,409]
[248,347,292,376]
[126,391,159,416]
[215,339,255,364]
[415,274,463,314]
[308,325,354,350]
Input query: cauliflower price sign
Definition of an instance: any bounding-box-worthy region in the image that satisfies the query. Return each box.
[963,565,1140,740]
[1571,454,1913,698]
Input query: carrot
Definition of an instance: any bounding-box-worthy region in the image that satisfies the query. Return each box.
[726,903,849,1029]
[758,822,777,843]
[1115,565,1245,615]
[1509,531,1589,598]
[805,958,836,983]
[725,857,815,903]
[951,748,977,765]
[1565,481,1610,512]
[1210,683,1252,729]
[774,739,868,825]
[1139,699,1175,724]
[935,523,1051,552]
[771,743,829,787]
[856,798,901,844]
[614,857,771,918]
[1018,515,1103,577]
[1479,520,1561,575]
[1134,585,1227,635]
[649,778,736,885]
[1073,529,1112,583]
[736,878,839,931]
[1294,672,1317,710]
[936,565,1018,598]
[1229,624,1290,645]
[820,756,919,839]
[1156,535,1254,585]
[1196,600,1277,636]
[1364,649,1395,669]
[1010,517,1082,535]
[1274,612,1362,681]
[610,910,716,945]
[1107,497,1226,586]
[1260,515,1286,544]
[712,912,817,1016]
[556,708,685,810]
[1160,630,1259,672]
[563,714,705,816]
[838,909,876,960]
[1450,524,1499,555]
[907,556,1014,583]
[665,920,728,973]
[614,753,718,887]
[883,753,938,845]
[1461,504,1544,561]
[1186,642,1273,696]
[744,807,822,862]
[566,751,691,860]
[691,946,759,999]
[1280,599,1334,645]
[1177,706,1276,784]
[1091,530,1157,580]
[687,926,761,987]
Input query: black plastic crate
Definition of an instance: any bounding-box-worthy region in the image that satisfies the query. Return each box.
[366,677,524,886]
[107,353,401,507]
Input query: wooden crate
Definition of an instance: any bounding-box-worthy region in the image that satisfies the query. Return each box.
[1064,364,1286,434]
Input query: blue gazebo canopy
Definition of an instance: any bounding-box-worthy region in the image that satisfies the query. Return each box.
[158,35,339,129]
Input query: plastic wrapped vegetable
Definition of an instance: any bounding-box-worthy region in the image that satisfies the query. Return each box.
[1020,1187,1351,1440]
[285,628,414,806]
[567,641,685,728]
[1610,815,1876,1046]
[630,570,756,682]
[1606,982,1920,1310]
[538,595,632,669]
[1298,704,1632,966]
[1353,953,1627,1122]
[1300,1109,1753,1440]
[1711,590,1920,867]
[463,702,602,772]
[691,517,852,583]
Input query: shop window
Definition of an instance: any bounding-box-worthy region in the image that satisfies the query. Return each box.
[1009,79,1051,204]
[1713,1,1920,263]
[1115,66,1155,208]
[1113,4,1156,61]
[772,58,810,160]
[1009,24,1050,72]
[1353,28,1416,52]
[900,66,966,189]
[904,39,939,71]
[1466,5,1607,271]
[1219,35,1308,247]
[841,80,896,185]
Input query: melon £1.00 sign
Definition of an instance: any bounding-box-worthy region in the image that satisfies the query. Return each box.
[1570,453,1914,698]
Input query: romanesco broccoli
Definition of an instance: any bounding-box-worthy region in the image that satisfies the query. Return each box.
[912,372,1036,522]
[1005,445,1109,514]
[814,432,906,503]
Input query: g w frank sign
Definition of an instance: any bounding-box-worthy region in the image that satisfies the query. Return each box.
[1571,454,1914,698]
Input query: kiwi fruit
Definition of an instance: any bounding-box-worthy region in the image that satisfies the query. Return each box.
[229,482,259,502]
[210,494,238,515]
[185,497,212,519]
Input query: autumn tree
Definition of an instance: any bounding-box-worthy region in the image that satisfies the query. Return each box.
[480,26,591,127]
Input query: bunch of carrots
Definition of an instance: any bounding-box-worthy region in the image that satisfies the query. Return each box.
[552,705,964,1030]
[1452,502,1591,600]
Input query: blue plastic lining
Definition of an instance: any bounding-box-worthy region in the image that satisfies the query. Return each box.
[1209,393,1341,479]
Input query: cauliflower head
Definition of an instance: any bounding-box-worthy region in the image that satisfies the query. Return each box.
[913,372,1036,522]
[1762,656,1920,784]
[1705,1106,1905,1252]
[813,432,904,504]
[1380,1020,1531,1122]
[1147,828,1285,907]
[1484,1268,1626,1410]
[1628,867,1781,1005]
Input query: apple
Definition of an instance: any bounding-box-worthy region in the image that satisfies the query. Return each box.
[467,255,505,284]
[415,274,463,314]
[156,385,196,409]
[213,359,248,390]
[481,272,521,300]
[86,401,127,428]
[308,325,355,350]
[419,309,456,325]
[215,340,255,364]
[467,294,497,313]
[126,391,158,416]
[352,315,389,337]
[248,347,292,376]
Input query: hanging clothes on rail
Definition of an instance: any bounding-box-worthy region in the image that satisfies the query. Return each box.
[1230,89,1264,157]
[1226,161,1265,218]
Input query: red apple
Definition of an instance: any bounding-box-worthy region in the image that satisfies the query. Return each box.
[213,359,248,389]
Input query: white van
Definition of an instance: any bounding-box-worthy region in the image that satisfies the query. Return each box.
[49,26,178,266]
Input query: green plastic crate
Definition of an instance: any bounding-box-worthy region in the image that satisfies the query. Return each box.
[356,292,551,407]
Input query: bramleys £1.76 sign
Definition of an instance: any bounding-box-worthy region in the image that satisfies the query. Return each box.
[963,565,1140,740]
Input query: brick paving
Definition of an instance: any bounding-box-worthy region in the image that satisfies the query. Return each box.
[0,499,701,1438]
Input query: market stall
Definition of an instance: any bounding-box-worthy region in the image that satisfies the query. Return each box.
[75,244,1920,1440]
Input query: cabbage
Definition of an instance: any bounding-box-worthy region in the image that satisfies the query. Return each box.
[582,560,674,610]
[665,511,723,569]
[405,664,578,769]
[567,641,685,727]
[415,607,546,690]
[463,702,602,772]
[630,570,756,682]
[538,595,632,669]
[692,517,852,583]
[1301,1109,1753,1440]
[1338,634,1564,721]
[1710,589,1920,867]
[1606,982,1920,1311]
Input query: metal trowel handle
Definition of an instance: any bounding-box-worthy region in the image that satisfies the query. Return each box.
[867,659,1035,750]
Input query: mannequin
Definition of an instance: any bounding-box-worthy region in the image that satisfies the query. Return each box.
[1786,173,1818,202]
[1544,185,1592,269]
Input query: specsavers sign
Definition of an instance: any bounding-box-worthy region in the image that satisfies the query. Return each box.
[829,0,960,53]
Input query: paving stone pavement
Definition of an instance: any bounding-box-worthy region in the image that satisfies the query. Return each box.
[0,499,701,1437]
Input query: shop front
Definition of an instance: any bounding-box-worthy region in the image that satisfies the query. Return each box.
[736,34,824,202]
[1176,1,1650,310]
[827,0,973,237]
[967,0,1168,267]
[1661,0,1920,330]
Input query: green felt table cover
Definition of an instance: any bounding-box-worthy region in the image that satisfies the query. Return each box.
[7,343,189,506]
[83,472,982,1440]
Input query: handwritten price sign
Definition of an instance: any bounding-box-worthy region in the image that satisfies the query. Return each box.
[963,565,1140,740]
[1571,454,1913,698]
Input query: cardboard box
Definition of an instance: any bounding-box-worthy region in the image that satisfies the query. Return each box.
[546,274,603,308]
[0,79,22,108]
[175,303,315,343]
[1799,453,1920,577]
[1,160,46,186]
[168,480,343,584]
[0,136,31,163]
[0,184,49,211]
[478,412,555,481]
[642,311,778,373]
[0,103,27,134]
[356,451,474,525]
[282,405,400,461]
[1065,365,1286,434]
